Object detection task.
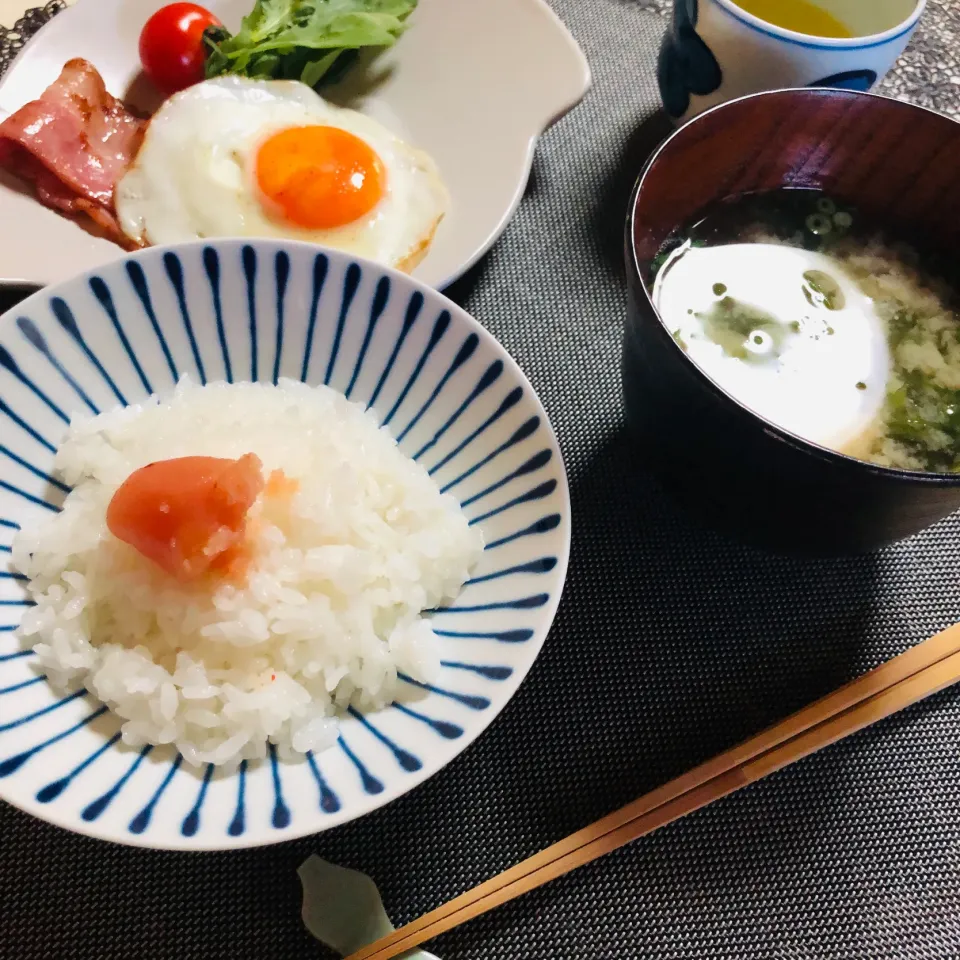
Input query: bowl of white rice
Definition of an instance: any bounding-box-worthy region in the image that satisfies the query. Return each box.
[0,240,569,849]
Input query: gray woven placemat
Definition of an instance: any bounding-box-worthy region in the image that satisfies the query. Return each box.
[2,3,960,959]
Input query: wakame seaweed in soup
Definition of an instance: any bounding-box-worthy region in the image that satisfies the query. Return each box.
[646,189,960,473]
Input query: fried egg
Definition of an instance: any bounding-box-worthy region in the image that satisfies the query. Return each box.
[115,77,448,272]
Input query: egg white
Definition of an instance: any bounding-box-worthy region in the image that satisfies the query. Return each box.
[115,77,448,271]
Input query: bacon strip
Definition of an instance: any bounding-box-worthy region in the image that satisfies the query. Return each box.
[0,58,145,247]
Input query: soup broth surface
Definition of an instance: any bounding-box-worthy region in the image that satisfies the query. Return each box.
[647,190,960,473]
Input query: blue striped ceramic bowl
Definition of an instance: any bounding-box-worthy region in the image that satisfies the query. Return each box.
[0,240,569,849]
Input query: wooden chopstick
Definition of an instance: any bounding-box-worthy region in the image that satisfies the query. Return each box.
[359,646,960,959]
[347,623,960,960]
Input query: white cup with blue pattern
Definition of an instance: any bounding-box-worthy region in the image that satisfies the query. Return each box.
[658,0,926,123]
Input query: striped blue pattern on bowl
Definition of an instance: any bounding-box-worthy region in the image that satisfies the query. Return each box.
[0,240,569,850]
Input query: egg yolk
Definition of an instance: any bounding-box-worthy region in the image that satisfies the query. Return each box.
[255,125,386,229]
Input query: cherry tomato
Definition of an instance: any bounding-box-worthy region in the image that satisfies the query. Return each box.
[139,3,222,95]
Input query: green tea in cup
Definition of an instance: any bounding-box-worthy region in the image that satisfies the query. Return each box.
[658,0,925,122]
[734,0,852,38]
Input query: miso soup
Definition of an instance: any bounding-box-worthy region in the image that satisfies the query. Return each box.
[646,190,960,473]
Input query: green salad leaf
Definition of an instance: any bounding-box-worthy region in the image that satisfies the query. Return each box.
[203,0,417,88]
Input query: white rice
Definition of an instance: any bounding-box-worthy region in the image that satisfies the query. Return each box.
[13,378,484,768]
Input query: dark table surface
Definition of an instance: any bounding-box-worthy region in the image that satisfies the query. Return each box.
[2,2,960,960]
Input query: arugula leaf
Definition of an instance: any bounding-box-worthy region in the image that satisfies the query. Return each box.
[204,0,416,88]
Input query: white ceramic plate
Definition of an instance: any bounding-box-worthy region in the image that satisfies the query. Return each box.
[0,0,590,289]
